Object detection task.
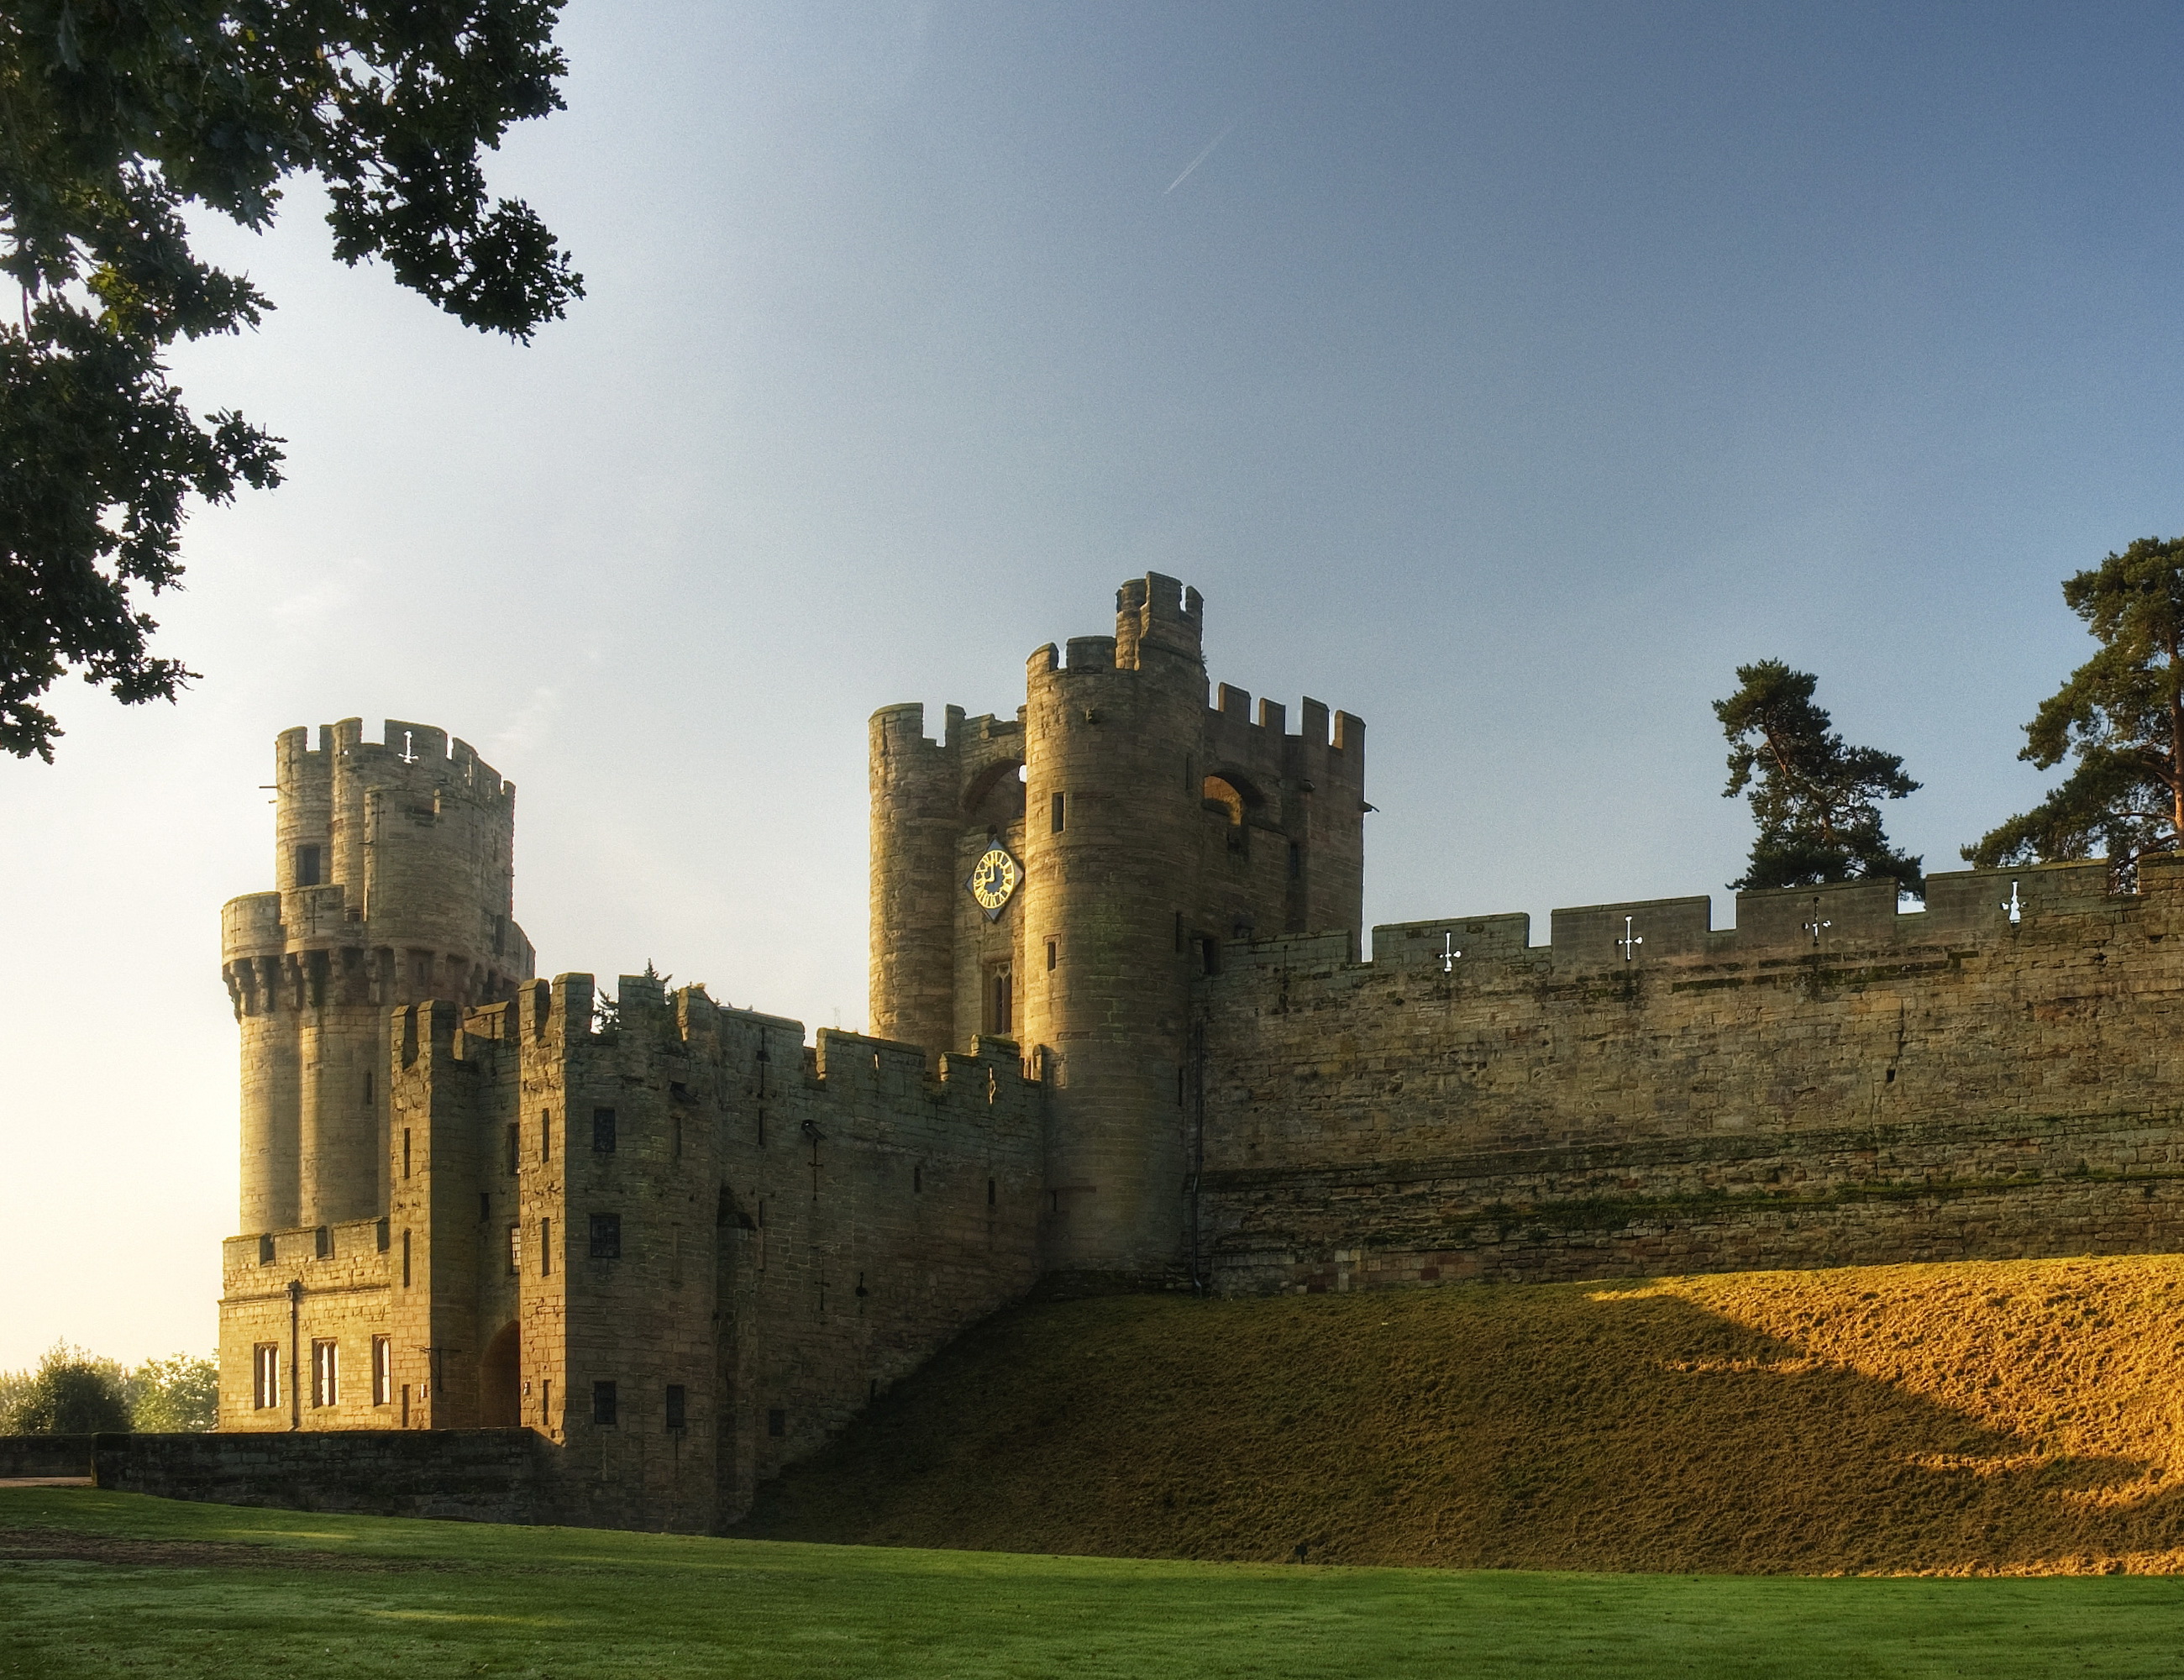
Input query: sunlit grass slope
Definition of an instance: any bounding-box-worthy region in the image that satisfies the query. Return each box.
[4,1488,2184,1680]
[743,1256,2184,1575]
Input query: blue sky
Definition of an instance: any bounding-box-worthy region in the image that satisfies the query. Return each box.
[6,1,2183,1364]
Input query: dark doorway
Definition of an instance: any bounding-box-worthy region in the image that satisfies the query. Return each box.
[480,1320,521,1427]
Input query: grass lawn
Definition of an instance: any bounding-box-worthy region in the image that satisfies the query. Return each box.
[3,1488,2181,1677]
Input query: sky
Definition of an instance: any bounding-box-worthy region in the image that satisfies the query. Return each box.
[8,0,2184,1368]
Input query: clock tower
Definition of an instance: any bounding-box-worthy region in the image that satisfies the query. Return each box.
[869,575,1366,1284]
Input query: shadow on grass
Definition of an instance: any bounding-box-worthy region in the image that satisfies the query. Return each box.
[739,1276,2184,1573]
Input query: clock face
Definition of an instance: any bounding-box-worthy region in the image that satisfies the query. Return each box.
[966,843,1021,920]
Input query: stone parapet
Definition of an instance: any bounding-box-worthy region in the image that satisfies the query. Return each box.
[1200,857,2184,1294]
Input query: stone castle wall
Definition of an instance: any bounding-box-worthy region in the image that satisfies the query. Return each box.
[219,973,1044,1533]
[94,1430,542,1524]
[1197,858,2184,1294]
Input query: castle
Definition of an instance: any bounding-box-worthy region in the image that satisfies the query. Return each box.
[216,574,2184,1530]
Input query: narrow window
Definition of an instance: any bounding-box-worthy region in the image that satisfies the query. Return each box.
[507,1223,522,1276]
[1201,936,1221,978]
[506,1123,520,1176]
[311,1340,339,1408]
[1178,1064,1186,1105]
[479,1191,491,1225]
[665,1384,687,1431]
[987,1177,996,1207]
[253,1343,281,1410]
[1051,791,1066,832]
[375,1217,390,1253]
[913,1165,922,1194]
[540,1216,553,1276]
[257,1233,275,1265]
[1046,938,1058,972]
[593,1380,618,1426]
[767,1407,785,1438]
[371,1336,391,1406]
[401,1229,412,1288]
[402,1129,412,1179]
[362,1069,374,1107]
[987,963,1012,1034]
[314,1225,331,1260]
[540,1109,552,1162]
[295,843,321,886]
[589,1212,622,1259]
[541,1378,552,1428]
[593,1107,617,1153]
[401,1383,410,1426]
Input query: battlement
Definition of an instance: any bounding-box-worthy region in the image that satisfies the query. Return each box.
[1116,571,1203,668]
[1227,857,2171,982]
[276,718,514,806]
[1202,684,1368,798]
[1203,687,1363,753]
[871,701,960,758]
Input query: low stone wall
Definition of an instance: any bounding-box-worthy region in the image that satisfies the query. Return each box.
[94,1430,543,1524]
[1206,1173,2184,1294]
[0,1436,93,1478]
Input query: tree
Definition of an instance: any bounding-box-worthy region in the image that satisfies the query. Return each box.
[1716,659,1923,895]
[1,2,583,761]
[127,1352,218,1432]
[2,1342,131,1433]
[1964,537,2184,880]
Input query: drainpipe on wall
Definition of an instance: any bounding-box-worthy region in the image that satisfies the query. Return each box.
[1187,1014,1208,1296]
[286,1278,302,1431]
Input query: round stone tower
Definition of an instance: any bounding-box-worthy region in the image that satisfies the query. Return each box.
[221,719,534,1235]
[868,702,965,1055]
[1017,577,1210,1277]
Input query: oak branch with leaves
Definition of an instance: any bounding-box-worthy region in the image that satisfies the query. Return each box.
[0,1,583,760]
[1715,659,1923,895]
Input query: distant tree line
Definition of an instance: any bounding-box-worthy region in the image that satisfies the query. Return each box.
[0,1343,216,1434]
[1721,538,2184,893]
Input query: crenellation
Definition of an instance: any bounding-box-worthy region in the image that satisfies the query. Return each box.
[1550,895,1716,962]
[207,572,2184,1538]
[1201,852,2184,1295]
[1064,634,1118,672]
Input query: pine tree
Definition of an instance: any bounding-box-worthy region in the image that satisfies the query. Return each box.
[1716,659,1923,895]
[1965,536,2184,883]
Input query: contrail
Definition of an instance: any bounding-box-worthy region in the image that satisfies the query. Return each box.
[1164,124,1234,194]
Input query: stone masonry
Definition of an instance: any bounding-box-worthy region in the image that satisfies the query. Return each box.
[1197,861,2184,1292]
[207,577,2184,1533]
[218,723,1040,1533]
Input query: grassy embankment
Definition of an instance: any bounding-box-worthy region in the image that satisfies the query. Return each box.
[3,1485,2183,1678]
[746,1255,2184,1574]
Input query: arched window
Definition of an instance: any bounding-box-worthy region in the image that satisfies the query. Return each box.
[963,759,1027,826]
[1202,775,1247,826]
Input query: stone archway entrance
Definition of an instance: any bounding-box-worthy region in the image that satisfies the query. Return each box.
[480,1320,521,1427]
